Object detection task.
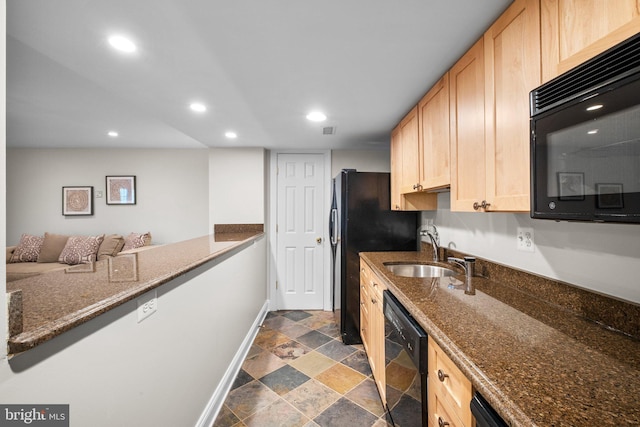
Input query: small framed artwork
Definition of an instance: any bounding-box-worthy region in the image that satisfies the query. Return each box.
[106,175,136,205]
[596,183,624,209]
[62,186,94,216]
[557,172,585,201]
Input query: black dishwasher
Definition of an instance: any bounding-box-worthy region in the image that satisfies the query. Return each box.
[471,392,508,427]
[383,291,428,427]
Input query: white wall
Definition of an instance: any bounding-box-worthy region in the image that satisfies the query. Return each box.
[0,237,267,427]
[6,148,210,245]
[331,149,390,177]
[423,193,640,303]
[209,148,265,227]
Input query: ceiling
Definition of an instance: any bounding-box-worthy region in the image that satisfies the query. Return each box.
[6,0,512,151]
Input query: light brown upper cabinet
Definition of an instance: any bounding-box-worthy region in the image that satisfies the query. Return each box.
[449,39,486,212]
[396,107,420,196]
[451,0,540,213]
[483,0,541,212]
[390,127,404,211]
[541,0,640,83]
[390,107,437,211]
[418,73,451,191]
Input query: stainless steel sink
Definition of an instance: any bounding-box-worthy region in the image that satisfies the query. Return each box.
[384,262,459,278]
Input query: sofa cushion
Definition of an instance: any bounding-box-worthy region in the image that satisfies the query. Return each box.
[58,234,105,265]
[97,234,125,261]
[9,234,44,263]
[122,232,152,251]
[6,262,68,282]
[38,233,70,263]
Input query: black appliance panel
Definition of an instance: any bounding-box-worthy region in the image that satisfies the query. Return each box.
[384,291,428,427]
[530,33,640,223]
[470,392,508,427]
[330,170,418,345]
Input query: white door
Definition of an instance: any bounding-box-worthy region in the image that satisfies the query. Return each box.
[276,153,325,309]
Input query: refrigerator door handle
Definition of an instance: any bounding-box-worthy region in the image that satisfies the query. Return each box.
[330,208,338,245]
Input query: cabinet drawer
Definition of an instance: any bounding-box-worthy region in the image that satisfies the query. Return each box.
[360,284,369,317]
[429,390,466,427]
[428,336,472,426]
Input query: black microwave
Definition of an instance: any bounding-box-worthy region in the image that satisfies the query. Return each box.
[530,32,640,223]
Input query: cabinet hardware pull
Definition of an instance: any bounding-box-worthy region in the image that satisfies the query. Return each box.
[438,417,450,427]
[473,200,491,210]
[437,369,449,382]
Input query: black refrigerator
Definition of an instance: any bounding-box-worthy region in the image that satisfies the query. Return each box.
[329,169,418,345]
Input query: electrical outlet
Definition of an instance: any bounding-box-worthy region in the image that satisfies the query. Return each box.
[137,290,157,322]
[517,227,535,252]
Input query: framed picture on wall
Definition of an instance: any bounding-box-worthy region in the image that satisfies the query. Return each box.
[62,186,94,216]
[596,183,624,209]
[106,175,136,205]
[557,172,585,201]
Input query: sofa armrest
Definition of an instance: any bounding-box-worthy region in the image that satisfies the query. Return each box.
[6,246,17,263]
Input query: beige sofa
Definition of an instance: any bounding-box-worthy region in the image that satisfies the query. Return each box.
[6,232,152,282]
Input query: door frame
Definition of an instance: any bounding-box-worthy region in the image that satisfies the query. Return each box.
[268,149,332,312]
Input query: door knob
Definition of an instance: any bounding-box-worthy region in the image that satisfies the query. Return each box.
[316,237,322,244]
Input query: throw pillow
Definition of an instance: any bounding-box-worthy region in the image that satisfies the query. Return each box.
[58,235,105,265]
[9,234,44,263]
[38,233,70,263]
[122,232,152,251]
[97,234,125,261]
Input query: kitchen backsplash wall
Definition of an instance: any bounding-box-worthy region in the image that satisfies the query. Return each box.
[422,193,640,304]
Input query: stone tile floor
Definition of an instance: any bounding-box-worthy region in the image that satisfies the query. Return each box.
[213,310,389,427]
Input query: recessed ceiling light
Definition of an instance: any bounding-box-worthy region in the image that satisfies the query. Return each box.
[587,129,599,134]
[108,35,137,53]
[306,111,327,122]
[190,103,207,113]
[108,131,119,137]
[225,131,238,139]
[586,104,603,111]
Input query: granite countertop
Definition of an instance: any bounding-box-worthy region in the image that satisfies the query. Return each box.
[361,250,640,427]
[6,229,264,354]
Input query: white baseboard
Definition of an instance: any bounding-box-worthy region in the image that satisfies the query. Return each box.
[194,300,270,427]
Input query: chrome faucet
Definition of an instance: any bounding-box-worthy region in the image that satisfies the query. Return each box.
[448,256,476,295]
[419,224,440,262]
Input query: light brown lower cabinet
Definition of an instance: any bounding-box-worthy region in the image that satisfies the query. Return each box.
[360,259,387,404]
[428,336,473,427]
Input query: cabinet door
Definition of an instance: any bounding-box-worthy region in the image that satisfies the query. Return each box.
[428,336,472,427]
[484,0,540,212]
[450,38,486,212]
[370,280,386,404]
[390,109,438,211]
[399,107,421,195]
[359,264,371,352]
[390,127,403,211]
[541,0,640,82]
[418,73,451,191]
